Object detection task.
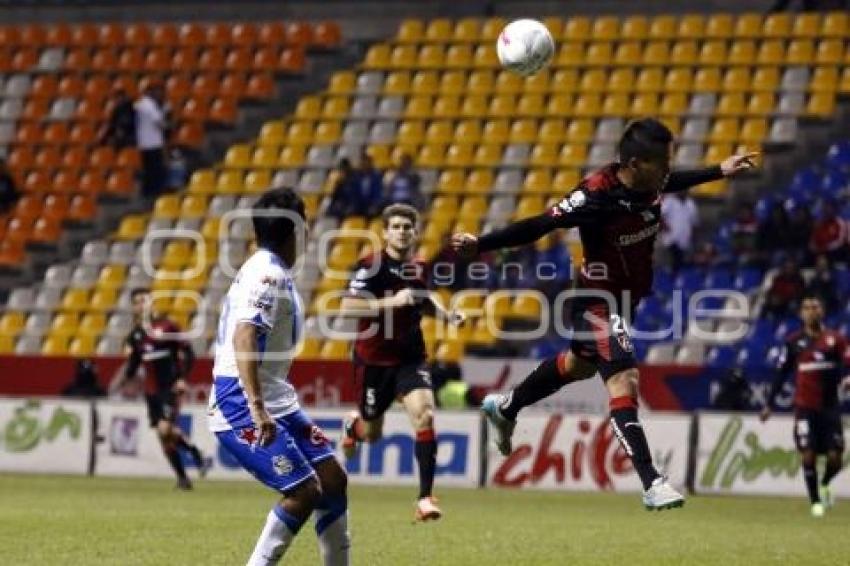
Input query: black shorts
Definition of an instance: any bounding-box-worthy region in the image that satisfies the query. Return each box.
[794,409,845,454]
[569,298,637,380]
[145,392,179,427]
[354,362,432,421]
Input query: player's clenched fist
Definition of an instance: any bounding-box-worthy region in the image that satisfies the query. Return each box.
[451,232,479,259]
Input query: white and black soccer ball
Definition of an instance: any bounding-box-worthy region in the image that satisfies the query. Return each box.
[496,19,555,77]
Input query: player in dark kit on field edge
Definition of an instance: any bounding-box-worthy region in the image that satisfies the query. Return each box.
[116,287,209,490]
[761,295,850,518]
[452,118,757,511]
[338,203,466,522]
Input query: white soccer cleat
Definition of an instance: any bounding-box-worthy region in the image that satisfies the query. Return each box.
[643,477,685,511]
[811,502,825,518]
[481,394,516,456]
[820,485,835,509]
[415,496,442,522]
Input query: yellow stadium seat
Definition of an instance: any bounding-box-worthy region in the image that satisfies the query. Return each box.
[699,41,727,66]
[723,67,751,92]
[320,339,350,360]
[791,12,820,38]
[78,313,106,338]
[678,14,705,38]
[717,93,746,116]
[786,40,816,66]
[278,146,305,168]
[389,45,416,68]
[224,144,252,168]
[472,45,499,69]
[314,121,341,144]
[727,40,755,65]
[397,120,425,145]
[751,67,779,92]
[396,18,424,43]
[579,68,606,92]
[328,71,356,94]
[648,15,677,40]
[816,40,843,65]
[516,94,544,117]
[294,96,321,120]
[484,293,512,319]
[542,17,563,39]
[0,336,13,353]
[425,120,454,144]
[298,337,322,358]
[42,336,69,356]
[512,293,542,319]
[446,45,473,69]
[411,71,439,95]
[363,43,390,69]
[608,68,635,93]
[553,169,580,193]
[621,16,648,40]
[153,194,180,219]
[509,119,538,143]
[704,143,733,166]
[97,265,126,290]
[763,13,791,38]
[573,94,602,118]
[822,11,847,37]
[69,336,96,357]
[664,68,692,92]
[705,14,734,39]
[418,44,445,69]
[435,340,464,363]
[0,312,25,337]
[694,68,721,92]
[602,94,629,116]
[453,18,480,42]
[523,69,550,94]
[481,17,507,41]
[563,16,591,41]
[473,144,501,167]
[546,94,574,117]
[557,42,584,68]
[445,144,474,167]
[635,68,663,93]
[367,145,392,169]
[641,41,669,66]
[286,122,314,145]
[585,42,613,66]
[709,118,740,144]
[559,143,587,167]
[530,144,559,168]
[180,195,208,218]
[810,67,838,93]
[482,119,509,144]
[566,119,594,143]
[433,95,461,119]
[425,18,452,42]
[390,144,418,166]
[187,169,215,194]
[660,116,681,135]
[115,214,148,240]
[468,318,497,346]
[591,17,620,41]
[50,313,79,338]
[495,70,522,94]
[322,97,349,119]
[806,93,836,118]
[691,178,728,198]
[551,69,578,92]
[61,288,90,312]
[455,119,482,143]
[660,93,688,116]
[522,170,552,195]
[465,169,493,194]
[467,70,495,95]
[756,40,785,66]
[514,196,545,220]
[539,119,566,143]
[383,71,411,95]
[458,196,487,219]
[746,92,776,115]
[630,93,659,116]
[734,13,763,38]
[405,95,433,119]
[258,120,286,145]
[435,169,464,194]
[216,170,244,193]
[251,147,278,168]
[670,41,698,65]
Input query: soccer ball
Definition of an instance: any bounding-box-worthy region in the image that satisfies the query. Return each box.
[496,19,555,77]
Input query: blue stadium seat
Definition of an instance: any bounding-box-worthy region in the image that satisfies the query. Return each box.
[819,170,847,198]
[754,196,775,223]
[774,318,802,342]
[705,346,736,368]
[746,317,776,345]
[674,267,705,296]
[653,268,674,295]
[704,268,732,290]
[733,267,763,291]
[789,166,821,195]
[825,141,850,173]
[737,343,771,369]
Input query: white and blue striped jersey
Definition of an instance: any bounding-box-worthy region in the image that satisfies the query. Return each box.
[208,249,303,432]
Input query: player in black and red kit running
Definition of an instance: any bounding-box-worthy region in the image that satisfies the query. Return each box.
[761,295,850,517]
[452,118,756,510]
[119,287,208,490]
[338,203,465,521]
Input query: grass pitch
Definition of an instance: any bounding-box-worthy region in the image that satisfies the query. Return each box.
[0,474,846,565]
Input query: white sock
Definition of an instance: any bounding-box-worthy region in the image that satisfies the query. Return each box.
[247,506,302,566]
[315,496,350,566]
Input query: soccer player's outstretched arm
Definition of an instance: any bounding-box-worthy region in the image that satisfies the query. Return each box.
[761,340,796,421]
[663,152,759,193]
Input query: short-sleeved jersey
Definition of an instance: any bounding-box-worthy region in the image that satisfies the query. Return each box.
[347,250,427,366]
[771,329,850,411]
[545,163,663,303]
[209,249,303,431]
[126,317,187,395]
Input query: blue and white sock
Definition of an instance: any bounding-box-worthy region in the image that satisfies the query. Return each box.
[314,494,350,566]
[247,505,305,566]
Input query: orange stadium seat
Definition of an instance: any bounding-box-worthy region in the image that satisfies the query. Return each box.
[98,23,124,47]
[126,23,151,46]
[232,23,258,47]
[258,22,287,46]
[207,23,232,46]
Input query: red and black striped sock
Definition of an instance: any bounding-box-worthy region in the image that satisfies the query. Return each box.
[415,429,437,499]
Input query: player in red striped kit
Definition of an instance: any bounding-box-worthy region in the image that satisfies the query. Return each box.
[761,295,850,517]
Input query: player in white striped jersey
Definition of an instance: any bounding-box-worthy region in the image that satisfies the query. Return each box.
[209,187,350,565]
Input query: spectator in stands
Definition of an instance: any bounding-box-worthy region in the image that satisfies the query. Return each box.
[712,368,752,411]
[0,157,20,214]
[384,153,425,210]
[327,158,358,220]
[661,192,699,273]
[787,205,814,262]
[135,81,169,200]
[166,147,189,191]
[809,199,848,264]
[756,203,792,265]
[99,88,136,149]
[356,152,384,218]
[764,257,806,319]
[805,254,840,312]
[730,203,759,266]
[62,359,106,398]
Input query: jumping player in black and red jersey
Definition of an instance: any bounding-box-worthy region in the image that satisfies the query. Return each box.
[118,287,208,490]
[761,295,850,518]
[452,118,756,511]
[338,203,465,522]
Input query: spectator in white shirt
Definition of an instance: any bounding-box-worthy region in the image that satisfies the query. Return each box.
[661,192,699,273]
[135,82,169,199]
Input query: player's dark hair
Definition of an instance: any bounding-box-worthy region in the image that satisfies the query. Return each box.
[130,287,150,300]
[619,118,673,163]
[801,293,824,305]
[382,203,419,228]
[251,187,305,251]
